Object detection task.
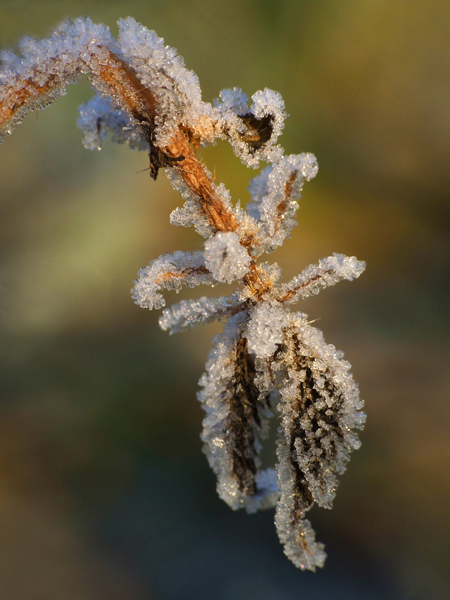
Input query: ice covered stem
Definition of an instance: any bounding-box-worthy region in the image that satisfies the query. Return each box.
[0,17,239,236]
[1,17,367,573]
[0,19,156,138]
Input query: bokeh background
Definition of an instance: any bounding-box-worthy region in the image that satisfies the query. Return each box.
[1,1,449,598]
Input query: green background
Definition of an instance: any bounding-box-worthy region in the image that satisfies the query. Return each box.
[0,1,449,598]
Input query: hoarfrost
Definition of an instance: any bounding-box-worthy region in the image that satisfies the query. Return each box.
[159,294,243,334]
[204,232,251,283]
[1,17,367,572]
[213,87,249,116]
[198,314,274,512]
[131,251,213,310]
[245,302,288,358]
[77,95,147,151]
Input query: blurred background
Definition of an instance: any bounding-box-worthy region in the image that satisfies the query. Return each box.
[0,1,449,598]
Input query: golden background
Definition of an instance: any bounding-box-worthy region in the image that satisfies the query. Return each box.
[0,1,449,598]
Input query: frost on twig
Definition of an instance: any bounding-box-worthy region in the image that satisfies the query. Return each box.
[131,251,214,310]
[1,17,367,572]
[278,253,366,304]
[159,294,243,334]
[247,153,319,254]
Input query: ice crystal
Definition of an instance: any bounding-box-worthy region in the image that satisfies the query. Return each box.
[245,302,288,358]
[204,232,251,283]
[77,95,148,151]
[159,293,241,334]
[0,17,366,572]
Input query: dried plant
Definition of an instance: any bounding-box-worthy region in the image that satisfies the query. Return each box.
[0,17,366,571]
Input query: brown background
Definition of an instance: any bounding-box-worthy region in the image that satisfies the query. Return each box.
[0,1,449,598]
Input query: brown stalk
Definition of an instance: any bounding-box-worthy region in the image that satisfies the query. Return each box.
[0,44,239,236]
[276,170,297,221]
[161,131,239,233]
[156,265,210,285]
[92,51,158,122]
[0,73,59,124]
[92,53,240,234]
[276,269,336,303]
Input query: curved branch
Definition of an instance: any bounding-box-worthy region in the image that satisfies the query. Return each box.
[0,19,238,236]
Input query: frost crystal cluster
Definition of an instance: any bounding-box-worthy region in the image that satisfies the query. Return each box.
[0,17,366,571]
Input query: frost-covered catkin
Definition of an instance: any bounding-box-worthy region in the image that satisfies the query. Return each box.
[275,433,327,571]
[272,315,365,568]
[198,314,277,513]
[1,17,366,572]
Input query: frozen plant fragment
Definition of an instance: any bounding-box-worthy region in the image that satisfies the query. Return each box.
[245,302,288,358]
[159,294,242,334]
[0,17,366,572]
[77,95,148,151]
[204,232,251,283]
[131,251,214,310]
[198,313,275,512]
[247,153,318,254]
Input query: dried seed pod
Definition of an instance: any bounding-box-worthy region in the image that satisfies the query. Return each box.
[272,315,365,567]
[198,314,277,512]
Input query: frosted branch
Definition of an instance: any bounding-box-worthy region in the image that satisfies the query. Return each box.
[159,293,243,334]
[278,253,366,304]
[0,18,242,235]
[2,18,367,572]
[131,251,214,310]
[247,153,319,254]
